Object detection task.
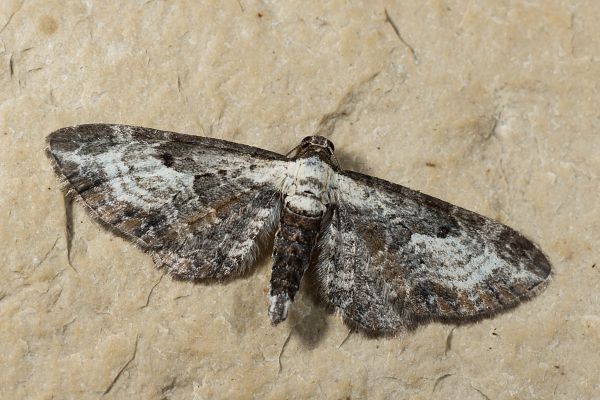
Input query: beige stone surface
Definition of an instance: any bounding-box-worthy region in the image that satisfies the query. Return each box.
[1,0,599,399]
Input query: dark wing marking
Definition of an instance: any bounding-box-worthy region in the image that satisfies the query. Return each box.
[315,170,551,336]
[46,124,289,280]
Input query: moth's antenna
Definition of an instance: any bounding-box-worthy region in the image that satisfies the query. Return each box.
[331,153,341,169]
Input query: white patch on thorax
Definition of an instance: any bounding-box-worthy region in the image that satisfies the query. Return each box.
[283,156,334,215]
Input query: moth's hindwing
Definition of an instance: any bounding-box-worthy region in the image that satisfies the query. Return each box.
[316,170,551,335]
[46,124,290,280]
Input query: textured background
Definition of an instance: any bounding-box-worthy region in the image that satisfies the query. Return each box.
[1,1,599,399]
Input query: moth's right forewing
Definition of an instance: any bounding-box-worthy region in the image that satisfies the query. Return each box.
[315,170,551,335]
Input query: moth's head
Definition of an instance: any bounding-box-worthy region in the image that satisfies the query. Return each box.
[293,135,335,157]
[287,135,338,168]
[300,135,335,154]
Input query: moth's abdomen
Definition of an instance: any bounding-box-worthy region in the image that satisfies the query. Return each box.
[268,204,322,325]
[268,156,332,324]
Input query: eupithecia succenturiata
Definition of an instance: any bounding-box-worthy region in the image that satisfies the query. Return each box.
[46,124,550,336]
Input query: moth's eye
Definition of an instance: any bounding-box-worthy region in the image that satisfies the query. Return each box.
[326,142,335,154]
[301,138,312,148]
[301,136,312,143]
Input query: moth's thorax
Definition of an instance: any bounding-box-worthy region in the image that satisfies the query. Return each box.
[284,155,333,217]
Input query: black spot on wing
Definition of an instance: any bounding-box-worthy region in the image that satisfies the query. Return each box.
[160,152,175,167]
[436,225,451,238]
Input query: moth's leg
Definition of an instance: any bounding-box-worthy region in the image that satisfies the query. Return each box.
[268,206,322,325]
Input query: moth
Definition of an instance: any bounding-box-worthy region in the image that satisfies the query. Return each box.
[46,124,551,336]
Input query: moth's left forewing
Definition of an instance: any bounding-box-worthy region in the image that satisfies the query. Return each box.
[46,124,291,280]
[317,170,551,334]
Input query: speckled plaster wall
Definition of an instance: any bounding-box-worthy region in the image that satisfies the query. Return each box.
[1,1,599,399]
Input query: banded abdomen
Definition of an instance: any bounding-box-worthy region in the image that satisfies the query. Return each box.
[268,156,332,325]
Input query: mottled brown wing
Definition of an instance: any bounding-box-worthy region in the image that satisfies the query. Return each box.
[315,170,551,336]
[47,124,290,280]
